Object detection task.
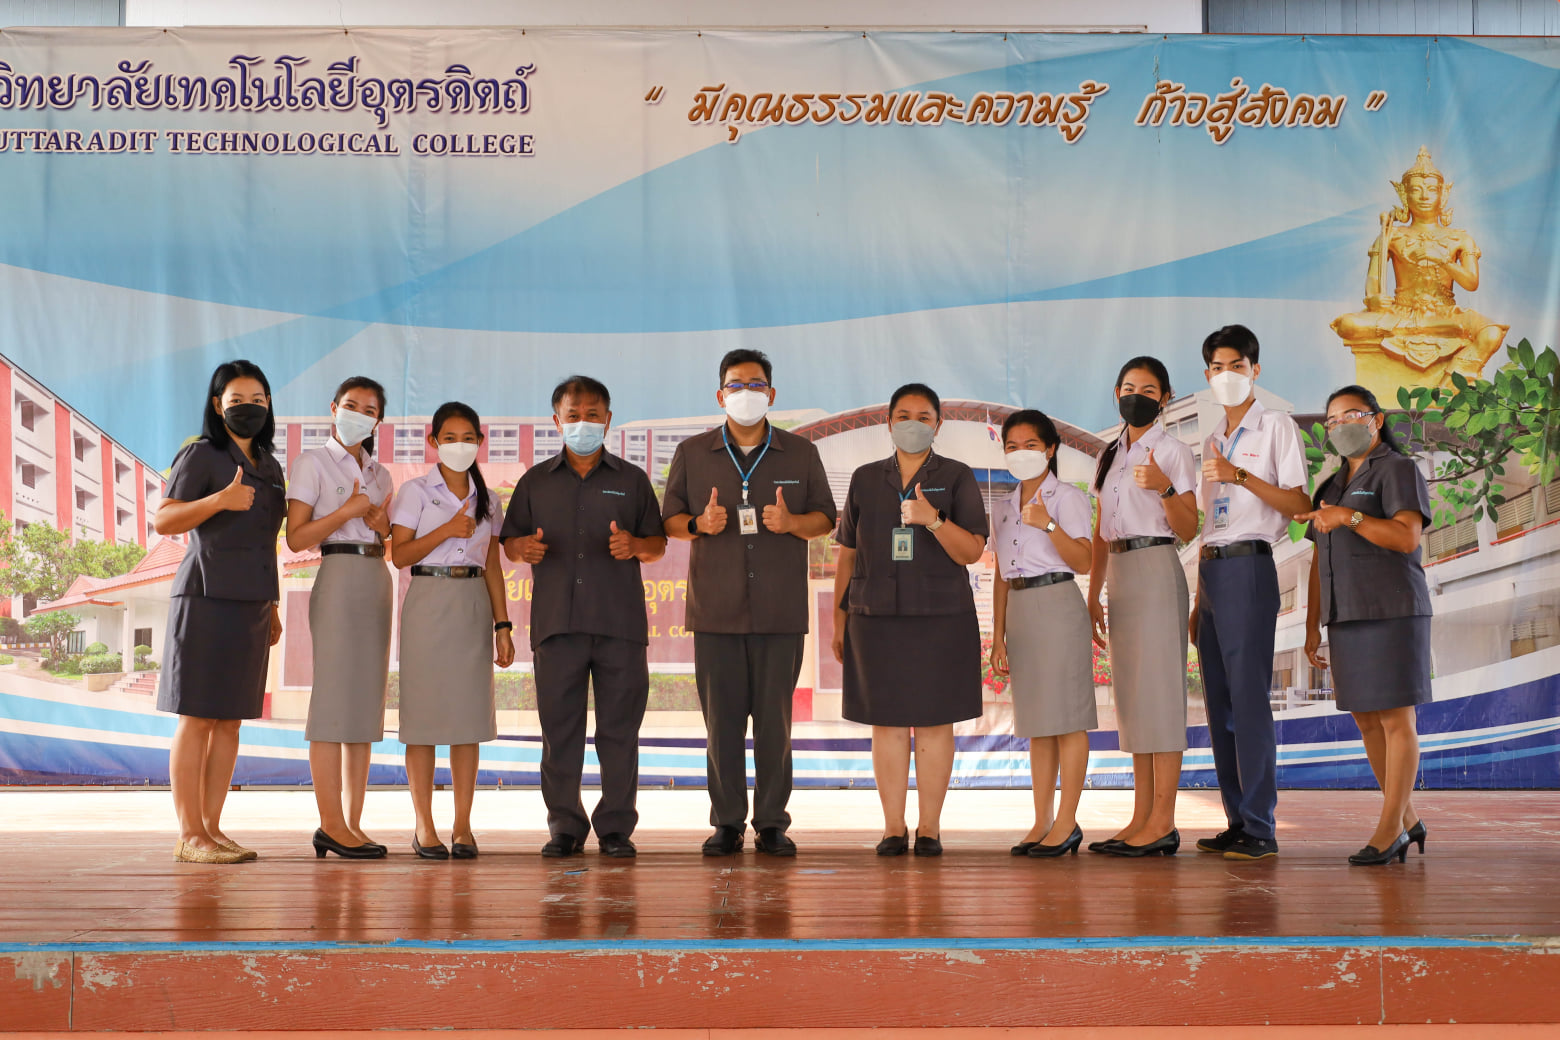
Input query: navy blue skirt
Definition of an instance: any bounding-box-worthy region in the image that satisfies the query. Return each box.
[156,595,271,719]
[841,612,983,728]
[1329,616,1433,713]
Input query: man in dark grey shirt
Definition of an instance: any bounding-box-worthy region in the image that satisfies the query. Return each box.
[501,376,666,859]
[661,350,837,856]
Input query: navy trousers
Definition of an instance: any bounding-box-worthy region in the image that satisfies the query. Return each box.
[1196,553,1281,841]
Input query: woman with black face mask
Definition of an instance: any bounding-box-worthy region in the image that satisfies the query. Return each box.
[1297,385,1433,866]
[152,360,287,863]
[1086,356,1200,857]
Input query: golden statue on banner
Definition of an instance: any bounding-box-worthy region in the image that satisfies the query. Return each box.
[1332,146,1507,397]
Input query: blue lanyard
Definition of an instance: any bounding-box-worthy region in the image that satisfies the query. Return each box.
[722,424,772,504]
[1219,427,1248,488]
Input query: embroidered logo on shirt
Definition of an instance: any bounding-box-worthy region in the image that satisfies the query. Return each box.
[773,479,800,485]
[1349,489,1378,497]
[921,487,947,492]
[601,489,626,496]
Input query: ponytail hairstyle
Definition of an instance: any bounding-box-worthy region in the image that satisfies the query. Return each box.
[333,375,387,455]
[1093,355,1173,492]
[1314,384,1406,507]
[1000,409,1061,476]
[430,401,491,523]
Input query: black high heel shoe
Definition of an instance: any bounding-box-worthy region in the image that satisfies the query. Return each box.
[312,828,386,859]
[875,832,910,857]
[1010,840,1039,856]
[1028,824,1084,858]
[1088,838,1125,854]
[412,835,450,860]
[1106,829,1180,857]
[1406,820,1427,855]
[1348,832,1410,866]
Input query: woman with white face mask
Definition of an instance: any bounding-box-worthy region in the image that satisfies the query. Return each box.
[1297,385,1433,866]
[988,410,1097,858]
[831,383,990,856]
[389,402,515,859]
[285,377,395,859]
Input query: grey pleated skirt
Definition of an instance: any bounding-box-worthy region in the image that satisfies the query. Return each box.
[1007,578,1098,739]
[841,611,983,728]
[1328,616,1433,713]
[397,575,496,746]
[1105,544,1190,754]
[305,552,393,743]
[157,595,271,720]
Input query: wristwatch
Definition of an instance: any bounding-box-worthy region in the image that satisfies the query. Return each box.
[1233,468,1249,487]
[927,509,947,532]
[1348,510,1364,529]
[494,621,514,633]
[1159,484,1178,500]
[1043,519,1057,533]
[686,515,701,537]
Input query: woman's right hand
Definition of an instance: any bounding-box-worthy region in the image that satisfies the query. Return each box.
[988,633,1009,677]
[831,613,845,664]
[216,466,255,512]
[1304,624,1328,671]
[339,480,372,520]
[441,501,477,541]
[1088,600,1108,649]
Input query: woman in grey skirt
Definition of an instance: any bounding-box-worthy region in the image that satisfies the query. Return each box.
[286,376,394,860]
[154,360,286,864]
[1300,385,1434,866]
[989,410,1097,858]
[389,401,516,860]
[1086,356,1200,858]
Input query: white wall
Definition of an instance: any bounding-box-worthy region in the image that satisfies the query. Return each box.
[125,0,1201,32]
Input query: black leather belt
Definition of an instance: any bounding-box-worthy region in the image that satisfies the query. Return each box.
[1108,536,1175,554]
[411,565,485,578]
[1200,540,1273,561]
[1009,572,1075,591]
[322,543,385,559]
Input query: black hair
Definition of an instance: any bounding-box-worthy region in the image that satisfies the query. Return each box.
[1201,324,1260,367]
[333,375,387,455]
[1000,409,1061,476]
[889,382,941,418]
[1313,384,1406,507]
[201,359,276,455]
[429,401,491,524]
[718,349,773,386]
[1093,356,1173,492]
[551,374,611,411]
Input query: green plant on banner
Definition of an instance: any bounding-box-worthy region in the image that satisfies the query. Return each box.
[1299,338,1560,528]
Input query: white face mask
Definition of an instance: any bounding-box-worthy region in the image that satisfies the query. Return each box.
[723,389,770,426]
[436,441,479,472]
[333,407,378,447]
[1005,450,1051,481]
[1208,370,1253,407]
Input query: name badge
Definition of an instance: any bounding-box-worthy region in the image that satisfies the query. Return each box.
[1212,496,1231,531]
[738,505,759,535]
[892,526,914,561]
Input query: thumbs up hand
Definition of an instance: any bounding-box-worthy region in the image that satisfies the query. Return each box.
[517,525,549,564]
[762,485,793,534]
[902,483,938,526]
[1133,446,1170,494]
[1020,490,1053,531]
[443,498,478,541]
[341,479,373,520]
[217,465,255,512]
[1202,442,1237,485]
[697,486,728,535]
[608,519,635,560]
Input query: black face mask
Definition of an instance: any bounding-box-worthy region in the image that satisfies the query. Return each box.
[223,403,269,439]
[1117,393,1162,427]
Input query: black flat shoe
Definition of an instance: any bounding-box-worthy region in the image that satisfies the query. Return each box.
[1406,819,1427,855]
[412,835,450,860]
[875,832,909,857]
[913,834,943,857]
[312,828,386,859]
[1010,841,1038,856]
[702,826,744,857]
[1028,825,1084,858]
[451,838,479,859]
[755,827,797,857]
[541,834,584,858]
[1088,838,1126,854]
[599,832,638,858]
[1106,829,1180,857]
[1348,832,1410,866]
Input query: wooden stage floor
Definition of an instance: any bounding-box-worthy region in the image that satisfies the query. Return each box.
[2,788,1559,1030]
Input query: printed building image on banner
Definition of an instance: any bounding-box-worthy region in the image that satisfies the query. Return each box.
[0,27,1555,789]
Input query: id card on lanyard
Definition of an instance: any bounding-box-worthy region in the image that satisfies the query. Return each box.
[1211,427,1247,532]
[722,425,772,535]
[893,463,916,562]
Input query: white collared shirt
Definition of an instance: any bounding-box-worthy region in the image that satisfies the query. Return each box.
[1095,424,1198,542]
[389,466,500,566]
[993,473,1092,579]
[1197,398,1308,547]
[286,437,394,545]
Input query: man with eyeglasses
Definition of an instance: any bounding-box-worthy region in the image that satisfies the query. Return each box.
[662,349,838,856]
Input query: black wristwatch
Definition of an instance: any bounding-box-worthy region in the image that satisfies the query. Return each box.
[1159,484,1178,500]
[686,515,700,537]
[494,621,513,633]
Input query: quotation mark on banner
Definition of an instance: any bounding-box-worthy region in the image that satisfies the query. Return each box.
[645,86,664,104]
[1365,90,1389,111]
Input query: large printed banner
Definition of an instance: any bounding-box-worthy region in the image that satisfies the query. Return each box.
[0,28,1557,788]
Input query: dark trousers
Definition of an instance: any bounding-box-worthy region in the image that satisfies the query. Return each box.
[693,632,804,833]
[1197,553,1281,841]
[533,633,649,841]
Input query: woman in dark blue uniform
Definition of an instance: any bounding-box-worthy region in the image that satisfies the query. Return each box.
[153,360,287,864]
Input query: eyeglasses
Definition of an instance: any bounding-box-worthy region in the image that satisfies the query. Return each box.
[1322,409,1376,431]
[722,381,771,393]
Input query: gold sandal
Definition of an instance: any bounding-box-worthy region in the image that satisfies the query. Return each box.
[216,839,259,862]
[173,839,247,864]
